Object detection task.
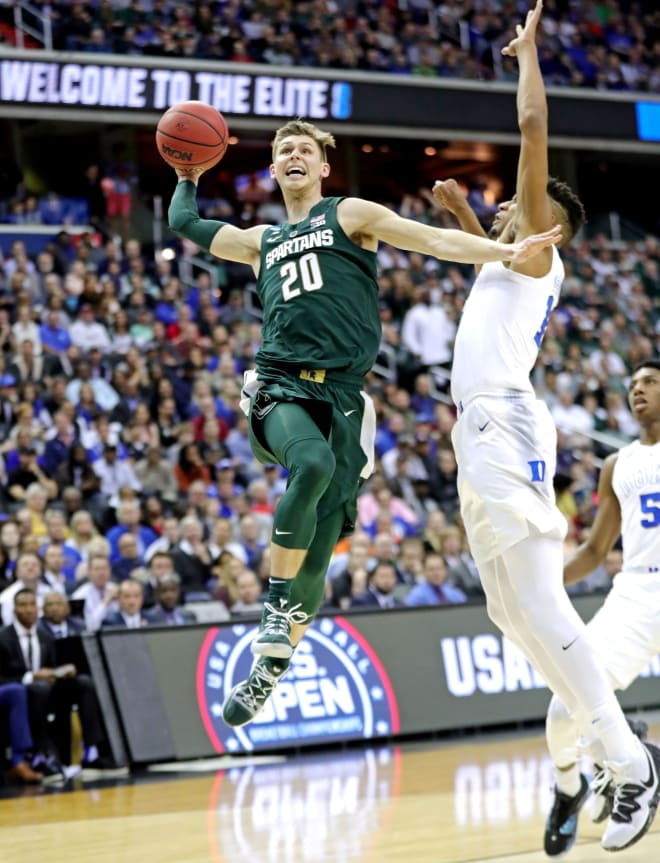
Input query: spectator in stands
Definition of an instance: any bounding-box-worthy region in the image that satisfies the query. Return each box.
[69,304,112,355]
[170,515,218,598]
[43,409,78,475]
[38,592,85,639]
[351,562,405,609]
[71,554,119,632]
[5,450,53,503]
[326,540,371,611]
[12,300,42,356]
[67,510,100,564]
[103,143,137,244]
[1,586,112,775]
[106,499,157,563]
[230,569,265,617]
[438,526,484,599]
[9,338,45,386]
[111,533,144,583]
[53,442,101,503]
[141,549,179,608]
[396,536,426,591]
[174,442,211,494]
[0,589,77,781]
[134,446,178,504]
[92,443,142,507]
[41,544,71,595]
[39,309,72,358]
[101,578,147,629]
[236,513,267,569]
[144,574,196,626]
[144,515,181,563]
[25,483,58,533]
[401,286,456,372]
[428,447,460,520]
[0,520,21,583]
[66,359,119,411]
[0,552,51,625]
[405,553,468,606]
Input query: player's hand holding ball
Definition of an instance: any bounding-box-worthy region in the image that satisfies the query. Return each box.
[156,101,229,180]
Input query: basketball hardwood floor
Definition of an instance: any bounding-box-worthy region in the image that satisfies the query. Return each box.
[1,719,658,863]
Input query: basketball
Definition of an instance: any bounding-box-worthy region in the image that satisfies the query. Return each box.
[156,101,229,170]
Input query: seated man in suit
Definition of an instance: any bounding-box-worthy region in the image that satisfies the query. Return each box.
[0,681,43,784]
[0,588,109,776]
[350,562,405,610]
[102,578,148,629]
[38,592,85,639]
[405,553,468,607]
[144,575,197,626]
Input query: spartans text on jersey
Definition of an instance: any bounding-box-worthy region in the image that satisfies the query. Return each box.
[265,229,334,269]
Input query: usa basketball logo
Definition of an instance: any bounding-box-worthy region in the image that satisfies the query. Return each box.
[196,616,400,752]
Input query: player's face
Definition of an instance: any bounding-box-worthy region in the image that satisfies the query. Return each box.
[489,197,517,239]
[270,135,330,191]
[628,366,660,421]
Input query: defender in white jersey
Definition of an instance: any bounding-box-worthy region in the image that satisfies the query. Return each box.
[544,361,660,854]
[434,2,660,855]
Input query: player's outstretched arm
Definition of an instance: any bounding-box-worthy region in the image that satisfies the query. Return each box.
[339,197,560,265]
[168,168,264,269]
[505,0,553,235]
[563,454,622,586]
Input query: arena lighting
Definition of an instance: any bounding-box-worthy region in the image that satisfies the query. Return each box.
[361,144,374,153]
[424,146,437,156]
[160,248,176,261]
[228,136,239,145]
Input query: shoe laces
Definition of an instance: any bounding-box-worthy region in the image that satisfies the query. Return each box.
[591,764,614,798]
[262,601,308,635]
[232,662,284,713]
[610,780,646,824]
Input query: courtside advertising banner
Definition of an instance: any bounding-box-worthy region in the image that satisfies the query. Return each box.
[99,599,660,762]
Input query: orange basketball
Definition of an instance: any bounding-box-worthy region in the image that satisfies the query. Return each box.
[156,101,229,170]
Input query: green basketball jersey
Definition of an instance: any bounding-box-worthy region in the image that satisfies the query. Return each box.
[255,197,381,378]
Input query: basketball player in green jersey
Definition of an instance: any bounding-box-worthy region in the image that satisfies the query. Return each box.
[168,119,560,726]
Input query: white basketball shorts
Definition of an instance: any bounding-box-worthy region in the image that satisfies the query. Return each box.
[451,394,567,562]
[586,570,660,690]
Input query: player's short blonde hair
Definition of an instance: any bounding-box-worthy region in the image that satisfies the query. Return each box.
[271,120,336,163]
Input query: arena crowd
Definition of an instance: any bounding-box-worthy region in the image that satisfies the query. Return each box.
[0,0,657,92]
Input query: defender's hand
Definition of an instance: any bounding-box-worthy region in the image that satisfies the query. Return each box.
[432,179,467,214]
[502,0,543,57]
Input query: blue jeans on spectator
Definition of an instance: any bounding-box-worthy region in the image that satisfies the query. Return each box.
[0,683,34,766]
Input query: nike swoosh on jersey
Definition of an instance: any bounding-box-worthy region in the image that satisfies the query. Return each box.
[275,529,293,535]
[344,409,357,417]
[478,421,490,432]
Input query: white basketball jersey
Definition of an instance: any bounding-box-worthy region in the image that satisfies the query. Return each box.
[612,440,660,572]
[451,247,564,406]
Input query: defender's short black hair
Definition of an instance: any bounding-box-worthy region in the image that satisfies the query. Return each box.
[547,176,586,242]
[632,359,660,375]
